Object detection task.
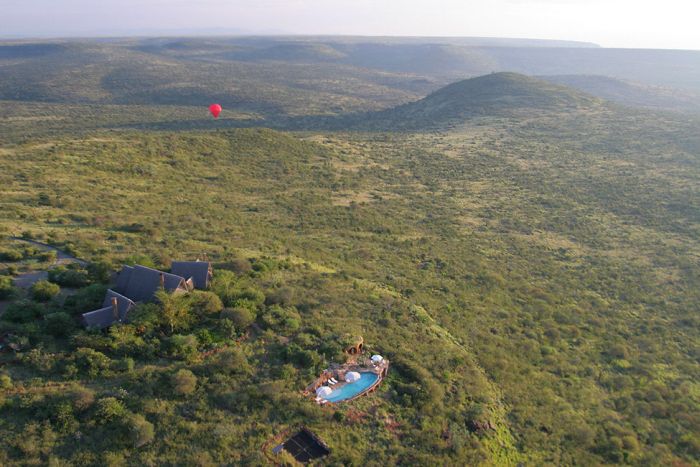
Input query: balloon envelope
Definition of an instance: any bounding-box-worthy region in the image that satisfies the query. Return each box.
[209,104,222,118]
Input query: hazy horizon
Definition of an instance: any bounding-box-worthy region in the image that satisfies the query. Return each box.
[1,0,699,51]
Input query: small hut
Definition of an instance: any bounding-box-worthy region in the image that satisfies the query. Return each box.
[342,335,364,355]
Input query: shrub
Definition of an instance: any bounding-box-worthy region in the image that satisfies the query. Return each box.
[190,291,224,316]
[118,357,135,373]
[234,287,266,307]
[73,348,111,378]
[172,369,197,396]
[228,258,252,274]
[127,302,161,332]
[2,299,44,323]
[283,344,321,368]
[0,249,23,262]
[30,280,60,302]
[87,260,113,284]
[44,312,75,336]
[124,253,155,268]
[0,276,15,299]
[128,413,155,448]
[261,305,301,334]
[164,334,199,361]
[0,373,12,389]
[36,250,57,263]
[19,348,59,373]
[48,266,90,287]
[215,348,250,374]
[62,284,108,316]
[212,272,265,309]
[221,307,255,332]
[265,287,294,306]
[68,385,95,411]
[218,318,236,339]
[51,400,79,433]
[94,397,127,424]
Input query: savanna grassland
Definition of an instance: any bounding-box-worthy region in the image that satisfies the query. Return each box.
[0,39,698,466]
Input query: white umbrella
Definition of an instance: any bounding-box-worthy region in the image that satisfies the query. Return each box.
[345,371,361,383]
[316,386,332,398]
[371,355,384,364]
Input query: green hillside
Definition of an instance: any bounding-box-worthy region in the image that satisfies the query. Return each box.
[1,72,699,466]
[350,72,604,130]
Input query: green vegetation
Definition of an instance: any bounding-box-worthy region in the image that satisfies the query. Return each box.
[352,72,605,130]
[0,276,15,299]
[29,280,60,302]
[0,44,698,465]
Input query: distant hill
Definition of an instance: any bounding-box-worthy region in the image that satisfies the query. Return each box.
[540,74,700,114]
[356,72,603,130]
[1,38,700,120]
[0,41,427,116]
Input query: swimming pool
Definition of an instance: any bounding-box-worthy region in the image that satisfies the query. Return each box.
[323,372,379,403]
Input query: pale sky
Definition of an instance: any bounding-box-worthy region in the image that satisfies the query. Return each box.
[1,0,699,50]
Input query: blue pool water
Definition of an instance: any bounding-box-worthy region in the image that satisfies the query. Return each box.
[323,372,379,403]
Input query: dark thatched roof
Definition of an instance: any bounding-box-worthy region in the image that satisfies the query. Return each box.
[116,265,188,303]
[171,261,212,289]
[82,289,136,329]
[115,265,133,292]
[103,289,136,320]
[82,307,116,329]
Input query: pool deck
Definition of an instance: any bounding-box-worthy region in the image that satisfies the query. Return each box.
[305,358,389,405]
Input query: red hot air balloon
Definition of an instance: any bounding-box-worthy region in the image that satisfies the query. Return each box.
[209,104,222,118]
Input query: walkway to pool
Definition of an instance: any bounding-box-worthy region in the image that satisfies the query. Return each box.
[305,356,389,405]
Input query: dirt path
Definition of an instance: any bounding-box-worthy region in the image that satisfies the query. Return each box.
[9,237,87,267]
[6,237,87,289]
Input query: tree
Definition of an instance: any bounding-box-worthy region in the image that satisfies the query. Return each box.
[156,290,194,334]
